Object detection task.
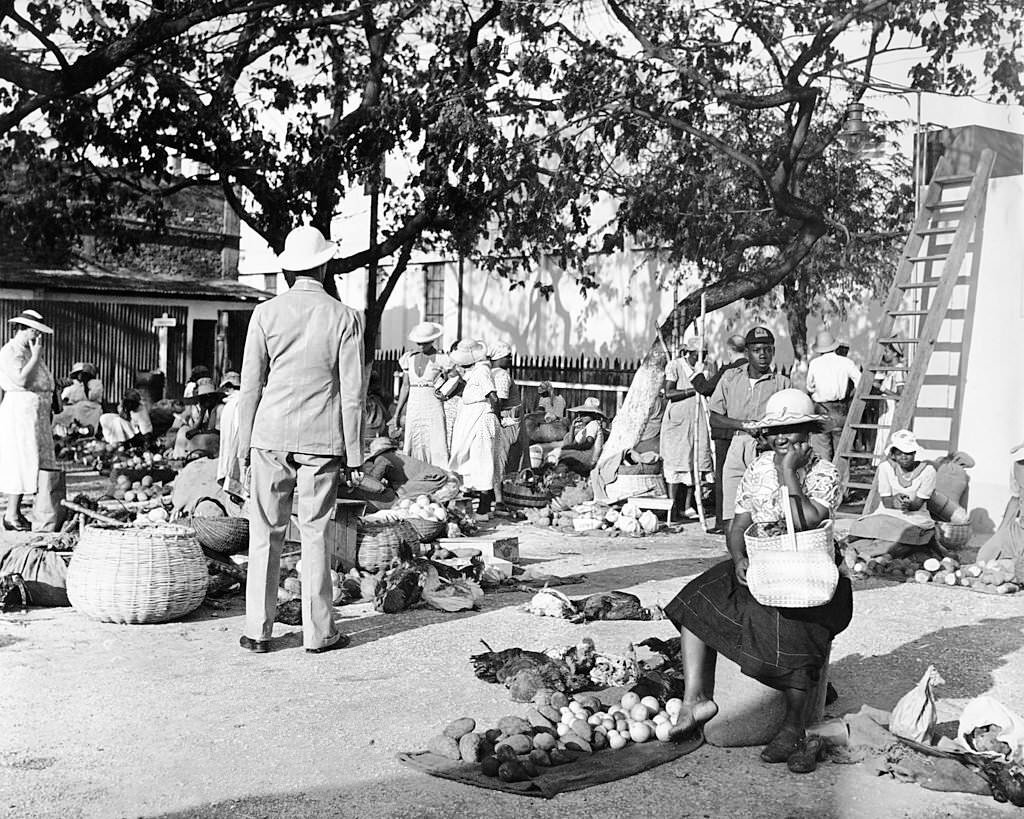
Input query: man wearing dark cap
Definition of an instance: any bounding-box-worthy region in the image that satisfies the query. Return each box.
[705,334,749,533]
[708,326,789,534]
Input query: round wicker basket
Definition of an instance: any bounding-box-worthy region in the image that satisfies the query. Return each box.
[355,519,420,571]
[67,524,209,624]
[936,521,972,550]
[189,497,249,554]
[405,516,447,543]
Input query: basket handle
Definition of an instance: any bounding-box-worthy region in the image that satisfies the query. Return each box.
[779,486,799,549]
[190,496,227,519]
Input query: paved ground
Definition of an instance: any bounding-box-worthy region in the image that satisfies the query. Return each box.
[2,521,1022,819]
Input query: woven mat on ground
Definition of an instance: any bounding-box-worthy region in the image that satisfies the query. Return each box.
[397,734,703,798]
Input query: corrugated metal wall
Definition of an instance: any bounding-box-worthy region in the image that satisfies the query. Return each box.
[0,300,188,402]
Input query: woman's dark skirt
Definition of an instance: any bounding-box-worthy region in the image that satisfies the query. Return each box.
[664,559,853,691]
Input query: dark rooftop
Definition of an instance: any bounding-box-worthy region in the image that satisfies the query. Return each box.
[0,258,270,302]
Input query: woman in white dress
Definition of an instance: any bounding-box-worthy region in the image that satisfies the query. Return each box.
[448,340,501,518]
[0,309,57,531]
[391,322,450,467]
[660,338,712,519]
[488,341,521,503]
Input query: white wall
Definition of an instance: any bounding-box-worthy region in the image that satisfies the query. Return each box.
[956,175,1024,528]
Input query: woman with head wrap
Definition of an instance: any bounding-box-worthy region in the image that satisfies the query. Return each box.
[447,340,501,518]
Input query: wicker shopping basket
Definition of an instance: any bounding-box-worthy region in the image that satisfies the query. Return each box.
[355,519,420,571]
[189,497,249,554]
[67,524,209,624]
[743,488,838,608]
[405,516,448,543]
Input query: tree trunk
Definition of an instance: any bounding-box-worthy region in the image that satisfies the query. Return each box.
[782,278,810,364]
[592,221,826,497]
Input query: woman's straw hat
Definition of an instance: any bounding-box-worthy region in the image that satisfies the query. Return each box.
[746,389,826,430]
[408,322,443,344]
[568,396,608,418]
[450,339,484,367]
[69,361,97,378]
[9,309,53,335]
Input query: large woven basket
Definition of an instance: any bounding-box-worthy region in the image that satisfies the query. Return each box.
[189,497,249,554]
[405,516,447,543]
[355,519,420,571]
[67,524,208,624]
[936,521,972,549]
[743,491,838,608]
[502,481,551,509]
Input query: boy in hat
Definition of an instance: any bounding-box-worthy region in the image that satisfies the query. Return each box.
[708,326,789,534]
[236,225,364,655]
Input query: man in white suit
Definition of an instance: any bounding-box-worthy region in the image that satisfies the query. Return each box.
[235,226,364,654]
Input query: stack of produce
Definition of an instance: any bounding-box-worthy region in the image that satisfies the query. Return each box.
[111,472,173,505]
[426,690,689,783]
[551,501,660,536]
[846,550,1020,595]
[389,496,449,523]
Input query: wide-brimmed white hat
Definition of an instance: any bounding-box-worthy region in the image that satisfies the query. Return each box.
[812,330,840,354]
[219,371,241,389]
[408,322,443,344]
[277,226,338,272]
[450,339,484,367]
[888,429,919,454]
[9,309,53,334]
[568,396,608,418]
[682,336,705,353]
[747,389,826,430]
[69,361,97,377]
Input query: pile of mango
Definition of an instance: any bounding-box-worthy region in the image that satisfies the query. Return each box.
[428,689,686,783]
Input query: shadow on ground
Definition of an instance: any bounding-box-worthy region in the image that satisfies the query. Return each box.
[831,615,1024,710]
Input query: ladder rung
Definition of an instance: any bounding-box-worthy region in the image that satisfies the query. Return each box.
[914,407,956,418]
[851,424,887,429]
[845,482,875,491]
[865,365,910,371]
[888,310,928,316]
[855,395,892,401]
[923,374,960,385]
[926,199,967,209]
[934,341,964,352]
[908,254,948,262]
[917,226,959,235]
[934,174,975,185]
[898,276,970,288]
[878,337,920,344]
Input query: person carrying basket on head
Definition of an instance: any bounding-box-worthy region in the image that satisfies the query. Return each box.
[662,389,852,774]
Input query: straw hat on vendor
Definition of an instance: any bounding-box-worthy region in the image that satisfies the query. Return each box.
[69,361,97,379]
[488,341,514,367]
[184,377,225,405]
[449,339,487,368]
[366,436,398,459]
[812,331,840,355]
[568,396,608,420]
[744,389,827,433]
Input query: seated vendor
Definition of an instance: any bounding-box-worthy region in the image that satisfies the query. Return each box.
[534,397,607,476]
[974,441,1024,583]
[52,361,104,433]
[99,389,153,446]
[663,390,849,772]
[536,381,566,422]
[846,429,942,558]
[171,377,224,457]
[343,436,459,510]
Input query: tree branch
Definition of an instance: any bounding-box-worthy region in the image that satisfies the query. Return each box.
[7,7,70,72]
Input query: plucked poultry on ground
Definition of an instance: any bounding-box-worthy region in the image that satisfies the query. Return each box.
[578,591,663,621]
[470,639,596,701]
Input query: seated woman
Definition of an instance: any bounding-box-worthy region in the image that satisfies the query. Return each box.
[846,429,942,558]
[52,361,104,433]
[663,390,850,772]
[343,437,460,510]
[974,441,1024,583]
[171,378,224,457]
[99,389,153,446]
[533,397,607,476]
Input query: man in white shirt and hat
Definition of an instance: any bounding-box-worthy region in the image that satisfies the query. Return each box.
[236,226,364,655]
[805,329,861,461]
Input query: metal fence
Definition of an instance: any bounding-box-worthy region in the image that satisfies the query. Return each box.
[372,350,638,419]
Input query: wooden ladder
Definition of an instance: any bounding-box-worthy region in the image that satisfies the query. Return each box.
[833,148,995,513]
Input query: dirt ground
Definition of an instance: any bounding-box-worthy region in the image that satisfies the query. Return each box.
[2,518,1023,819]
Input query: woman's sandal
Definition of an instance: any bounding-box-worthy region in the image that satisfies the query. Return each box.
[667,699,719,741]
[787,735,827,773]
[760,725,804,763]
